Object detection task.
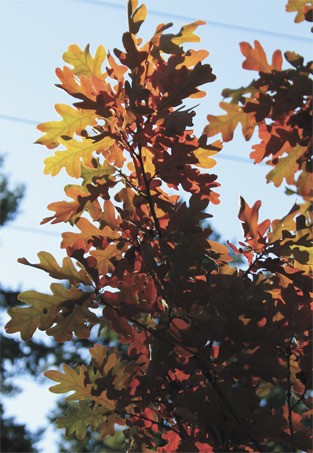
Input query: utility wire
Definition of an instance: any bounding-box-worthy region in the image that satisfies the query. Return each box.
[77,0,312,43]
[2,224,60,237]
[0,113,265,166]
[0,114,38,126]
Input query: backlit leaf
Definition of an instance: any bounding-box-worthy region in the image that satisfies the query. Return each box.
[63,44,106,77]
[44,136,115,178]
[239,197,270,252]
[46,301,97,342]
[285,0,313,23]
[57,401,107,440]
[266,145,305,187]
[18,251,93,286]
[45,364,93,401]
[5,284,87,340]
[171,21,205,45]
[128,0,147,34]
[194,140,222,169]
[36,105,98,150]
[240,40,282,72]
[205,102,254,141]
[90,244,122,276]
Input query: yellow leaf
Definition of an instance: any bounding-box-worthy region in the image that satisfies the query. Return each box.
[44,135,115,178]
[57,401,108,440]
[132,4,147,28]
[90,344,109,369]
[266,145,305,187]
[5,284,85,340]
[171,20,206,45]
[205,102,255,142]
[297,170,313,201]
[286,0,313,23]
[80,160,116,185]
[268,204,299,243]
[63,44,106,77]
[128,0,147,34]
[195,147,217,168]
[36,104,98,150]
[18,251,93,286]
[45,364,93,401]
[142,147,155,175]
[61,217,119,250]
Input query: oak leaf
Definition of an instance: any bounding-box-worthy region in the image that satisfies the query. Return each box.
[5,284,88,340]
[240,40,282,73]
[63,44,106,77]
[46,301,98,342]
[266,145,305,187]
[36,105,98,150]
[128,0,147,34]
[285,0,313,23]
[90,244,123,276]
[193,140,222,169]
[239,197,270,252]
[57,401,107,440]
[171,20,206,45]
[44,136,115,178]
[205,102,255,142]
[45,364,93,401]
[18,251,93,286]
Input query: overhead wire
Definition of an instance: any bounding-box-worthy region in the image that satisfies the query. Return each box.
[1,224,60,237]
[0,114,265,166]
[77,0,312,43]
[1,2,308,167]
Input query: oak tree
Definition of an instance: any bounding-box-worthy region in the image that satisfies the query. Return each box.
[6,1,312,451]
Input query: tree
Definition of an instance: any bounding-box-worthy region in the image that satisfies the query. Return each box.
[0,158,42,453]
[5,0,312,451]
[0,155,25,226]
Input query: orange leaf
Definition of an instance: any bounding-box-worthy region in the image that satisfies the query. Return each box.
[239,197,270,252]
[240,40,282,73]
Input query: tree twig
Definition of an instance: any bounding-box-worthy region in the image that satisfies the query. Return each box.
[286,338,296,452]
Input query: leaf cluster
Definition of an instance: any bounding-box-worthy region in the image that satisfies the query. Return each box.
[5,1,312,452]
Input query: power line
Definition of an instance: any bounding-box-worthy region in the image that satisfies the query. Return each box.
[77,0,312,43]
[2,224,60,237]
[0,114,38,126]
[0,113,264,166]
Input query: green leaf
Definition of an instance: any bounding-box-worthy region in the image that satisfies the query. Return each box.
[57,401,106,440]
[5,284,91,340]
[266,145,305,187]
[18,251,94,286]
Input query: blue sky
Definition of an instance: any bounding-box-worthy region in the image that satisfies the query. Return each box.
[0,0,312,451]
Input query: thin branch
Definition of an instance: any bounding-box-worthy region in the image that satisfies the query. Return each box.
[136,141,163,239]
[115,168,147,199]
[98,294,263,452]
[242,249,269,279]
[120,411,181,436]
[291,385,308,411]
[286,338,296,452]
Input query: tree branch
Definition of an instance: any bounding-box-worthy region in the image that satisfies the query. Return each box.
[286,338,296,452]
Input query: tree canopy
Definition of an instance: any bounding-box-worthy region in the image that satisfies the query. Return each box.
[5,0,312,451]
